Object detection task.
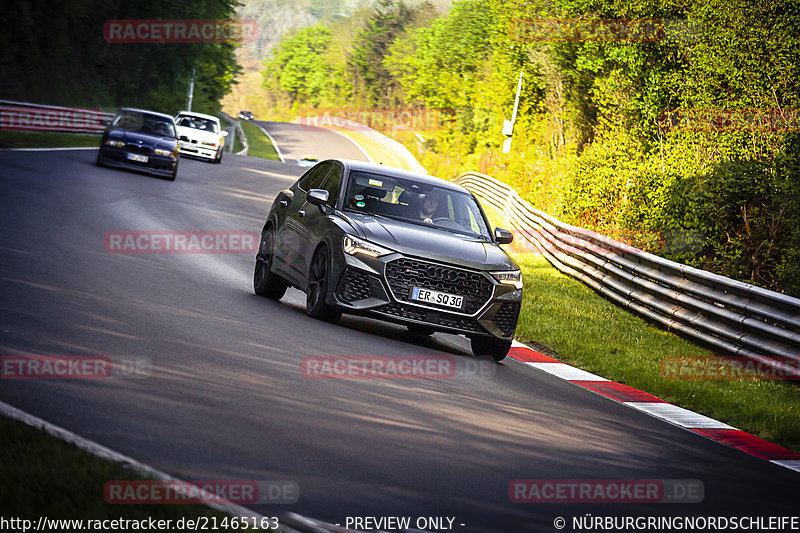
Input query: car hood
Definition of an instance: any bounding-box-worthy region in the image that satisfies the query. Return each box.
[176,125,220,142]
[341,211,518,271]
[108,129,176,149]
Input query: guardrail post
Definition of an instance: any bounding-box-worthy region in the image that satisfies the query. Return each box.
[455,171,800,378]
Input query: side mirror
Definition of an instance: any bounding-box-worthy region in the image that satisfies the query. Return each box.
[307,189,330,207]
[495,227,513,244]
[222,130,229,137]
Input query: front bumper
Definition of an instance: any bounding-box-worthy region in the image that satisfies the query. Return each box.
[98,146,176,177]
[328,251,522,340]
[179,141,217,160]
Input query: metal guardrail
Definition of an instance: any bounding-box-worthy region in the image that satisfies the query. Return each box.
[456,171,800,377]
[0,100,114,133]
[219,111,248,156]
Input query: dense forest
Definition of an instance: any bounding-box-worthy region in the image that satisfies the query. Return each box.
[0,0,241,115]
[2,0,797,296]
[259,0,800,297]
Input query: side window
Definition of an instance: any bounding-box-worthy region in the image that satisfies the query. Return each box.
[319,165,343,206]
[298,163,331,191]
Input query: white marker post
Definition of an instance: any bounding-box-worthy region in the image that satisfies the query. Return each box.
[502,69,524,154]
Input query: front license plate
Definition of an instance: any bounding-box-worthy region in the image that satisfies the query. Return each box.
[126,153,148,163]
[410,286,464,309]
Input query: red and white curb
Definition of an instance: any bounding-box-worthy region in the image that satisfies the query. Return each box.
[508,340,800,474]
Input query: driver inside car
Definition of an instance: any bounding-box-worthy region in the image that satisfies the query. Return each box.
[418,190,440,224]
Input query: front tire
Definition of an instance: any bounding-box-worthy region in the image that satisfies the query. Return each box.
[167,160,178,181]
[471,336,512,362]
[306,246,341,323]
[254,229,287,299]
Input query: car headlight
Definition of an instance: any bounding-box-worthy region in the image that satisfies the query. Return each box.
[153,148,174,157]
[104,140,125,147]
[201,141,217,147]
[343,235,393,258]
[491,270,523,289]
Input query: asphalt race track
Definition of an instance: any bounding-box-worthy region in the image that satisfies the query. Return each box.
[0,147,797,532]
[253,121,369,163]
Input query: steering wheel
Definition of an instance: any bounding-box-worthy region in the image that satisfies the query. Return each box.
[432,217,462,230]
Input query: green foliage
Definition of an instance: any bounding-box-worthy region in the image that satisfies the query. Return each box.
[256,0,800,296]
[263,25,339,104]
[0,0,241,115]
[347,0,419,106]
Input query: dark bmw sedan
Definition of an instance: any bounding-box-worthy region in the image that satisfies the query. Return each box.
[254,159,523,360]
[96,108,180,180]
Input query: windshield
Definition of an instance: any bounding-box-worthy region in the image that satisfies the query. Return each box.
[113,111,176,138]
[176,115,219,133]
[344,171,491,239]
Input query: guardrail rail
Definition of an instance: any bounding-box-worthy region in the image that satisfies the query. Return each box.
[0,100,113,134]
[455,171,800,378]
[219,111,248,156]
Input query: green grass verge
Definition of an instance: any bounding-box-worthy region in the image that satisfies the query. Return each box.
[230,129,245,154]
[218,115,245,154]
[0,416,278,529]
[474,201,800,453]
[239,120,280,161]
[0,131,101,149]
[512,252,800,452]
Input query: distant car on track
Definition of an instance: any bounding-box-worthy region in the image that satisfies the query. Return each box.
[175,111,227,164]
[238,110,255,120]
[97,108,180,181]
[253,159,523,360]
[296,155,320,167]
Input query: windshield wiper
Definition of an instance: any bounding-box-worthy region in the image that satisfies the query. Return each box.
[343,209,403,223]
[436,226,490,240]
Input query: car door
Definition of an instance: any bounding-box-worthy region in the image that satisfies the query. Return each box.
[297,162,344,284]
[275,162,332,283]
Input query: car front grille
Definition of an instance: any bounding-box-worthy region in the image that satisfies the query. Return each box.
[493,302,520,336]
[126,144,152,156]
[377,303,486,334]
[384,258,493,315]
[338,268,373,303]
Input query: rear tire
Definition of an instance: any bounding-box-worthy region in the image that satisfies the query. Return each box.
[254,229,287,299]
[471,336,512,362]
[306,246,342,323]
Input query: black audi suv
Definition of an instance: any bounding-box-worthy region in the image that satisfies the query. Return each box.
[253,159,523,360]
